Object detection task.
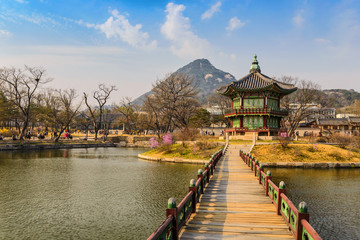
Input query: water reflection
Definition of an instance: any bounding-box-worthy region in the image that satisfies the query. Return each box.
[270,168,360,240]
[0,148,200,239]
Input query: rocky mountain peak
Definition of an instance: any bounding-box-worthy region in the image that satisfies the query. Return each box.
[133,59,236,105]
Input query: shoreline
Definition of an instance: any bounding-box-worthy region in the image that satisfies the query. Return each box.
[0,142,116,151]
[137,153,208,164]
[260,162,360,168]
[139,153,360,168]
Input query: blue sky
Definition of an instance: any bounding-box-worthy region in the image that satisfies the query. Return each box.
[0,0,359,103]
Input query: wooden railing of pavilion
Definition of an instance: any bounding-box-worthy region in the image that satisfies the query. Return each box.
[240,150,323,240]
[147,149,224,240]
[224,107,288,117]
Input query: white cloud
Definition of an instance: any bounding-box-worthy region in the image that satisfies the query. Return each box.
[226,17,245,31]
[161,3,210,59]
[314,38,331,44]
[17,13,57,26]
[293,9,304,27]
[201,1,221,20]
[15,0,28,3]
[87,9,157,49]
[0,30,11,36]
[219,51,236,60]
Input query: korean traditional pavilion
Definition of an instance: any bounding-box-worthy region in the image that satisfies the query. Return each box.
[217,55,297,138]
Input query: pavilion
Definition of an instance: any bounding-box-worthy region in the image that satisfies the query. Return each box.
[217,55,297,139]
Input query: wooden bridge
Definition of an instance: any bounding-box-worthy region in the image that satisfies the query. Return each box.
[148,145,322,240]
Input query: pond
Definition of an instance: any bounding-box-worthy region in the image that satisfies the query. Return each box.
[270,168,360,240]
[0,147,200,239]
[0,147,358,240]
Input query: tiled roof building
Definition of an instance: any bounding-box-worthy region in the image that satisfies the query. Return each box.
[217,55,297,137]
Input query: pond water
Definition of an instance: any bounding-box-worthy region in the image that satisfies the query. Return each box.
[270,168,360,240]
[0,148,200,239]
[0,148,358,240]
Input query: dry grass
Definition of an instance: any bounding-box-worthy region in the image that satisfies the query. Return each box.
[251,144,360,163]
[142,143,223,160]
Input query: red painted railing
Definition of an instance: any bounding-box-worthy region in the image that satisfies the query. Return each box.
[240,150,323,240]
[224,107,288,117]
[147,149,224,240]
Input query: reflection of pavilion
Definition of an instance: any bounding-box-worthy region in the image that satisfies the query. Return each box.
[217,55,297,138]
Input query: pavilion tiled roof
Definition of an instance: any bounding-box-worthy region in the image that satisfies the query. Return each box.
[317,118,349,126]
[233,72,297,91]
[349,117,360,124]
[217,55,297,96]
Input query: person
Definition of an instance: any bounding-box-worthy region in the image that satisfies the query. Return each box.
[295,131,299,141]
[12,134,17,140]
[0,134,3,140]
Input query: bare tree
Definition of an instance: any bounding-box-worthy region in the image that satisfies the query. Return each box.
[83,84,116,140]
[0,66,51,139]
[279,76,322,136]
[143,94,165,138]
[207,93,232,127]
[73,110,92,140]
[172,98,200,129]
[45,89,82,142]
[347,99,360,115]
[143,73,199,136]
[115,97,141,133]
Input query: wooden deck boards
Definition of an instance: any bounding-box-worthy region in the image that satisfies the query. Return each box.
[179,145,293,240]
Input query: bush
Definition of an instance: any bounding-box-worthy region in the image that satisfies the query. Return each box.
[0,128,18,138]
[173,128,199,142]
[317,137,327,143]
[330,134,352,148]
[350,136,360,150]
[278,132,291,148]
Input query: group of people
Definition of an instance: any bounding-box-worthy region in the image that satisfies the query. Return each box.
[204,130,215,136]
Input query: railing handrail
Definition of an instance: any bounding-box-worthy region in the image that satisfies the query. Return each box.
[301,219,322,240]
[147,215,174,240]
[239,150,323,240]
[224,106,289,115]
[177,191,193,213]
[147,148,224,240]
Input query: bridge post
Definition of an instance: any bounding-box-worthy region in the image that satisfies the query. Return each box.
[296,202,310,240]
[189,179,197,213]
[258,164,264,184]
[197,169,204,194]
[265,171,272,196]
[277,181,286,215]
[209,161,214,175]
[254,160,259,176]
[205,163,210,183]
[166,197,178,240]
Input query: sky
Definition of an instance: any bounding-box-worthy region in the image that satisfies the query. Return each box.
[0,0,359,103]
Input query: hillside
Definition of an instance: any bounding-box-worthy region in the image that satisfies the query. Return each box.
[322,89,360,108]
[133,59,235,105]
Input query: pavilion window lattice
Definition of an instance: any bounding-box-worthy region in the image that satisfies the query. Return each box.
[243,98,264,108]
[232,118,240,128]
[267,98,279,110]
[233,98,241,109]
[243,116,264,130]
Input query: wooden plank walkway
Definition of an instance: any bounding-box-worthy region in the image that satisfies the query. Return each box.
[179,145,294,240]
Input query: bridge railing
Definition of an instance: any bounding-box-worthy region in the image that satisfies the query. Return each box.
[148,148,225,240]
[240,150,322,240]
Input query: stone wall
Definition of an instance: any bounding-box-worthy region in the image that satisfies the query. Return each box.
[0,143,116,151]
[108,136,152,147]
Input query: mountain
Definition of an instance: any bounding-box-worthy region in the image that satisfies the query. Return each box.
[322,89,360,108]
[132,59,236,105]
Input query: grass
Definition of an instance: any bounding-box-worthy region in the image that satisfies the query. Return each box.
[251,144,360,163]
[142,143,223,160]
